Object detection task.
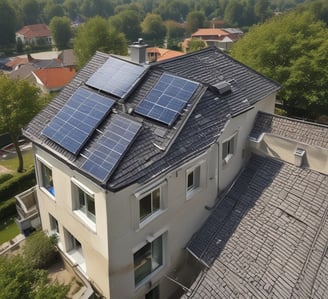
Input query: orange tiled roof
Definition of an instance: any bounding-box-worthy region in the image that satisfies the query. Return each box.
[147,47,184,61]
[17,24,51,39]
[192,28,229,37]
[6,57,29,68]
[33,67,76,89]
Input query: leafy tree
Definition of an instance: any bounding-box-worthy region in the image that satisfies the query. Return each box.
[109,10,142,43]
[230,10,328,119]
[224,0,244,26]
[21,0,41,24]
[166,20,186,50]
[0,0,16,47]
[141,13,167,46]
[43,2,65,22]
[254,0,272,23]
[63,0,78,20]
[80,0,114,18]
[49,16,72,49]
[23,231,58,269]
[187,38,207,52]
[156,0,189,22]
[185,11,206,35]
[73,16,128,68]
[0,75,41,172]
[0,252,69,299]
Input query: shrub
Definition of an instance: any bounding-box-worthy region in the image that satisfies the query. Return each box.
[0,168,35,203]
[0,198,16,221]
[0,173,13,184]
[23,230,58,269]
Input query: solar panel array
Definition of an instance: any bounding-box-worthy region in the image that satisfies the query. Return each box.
[42,87,115,155]
[86,57,145,98]
[81,115,142,182]
[135,73,199,126]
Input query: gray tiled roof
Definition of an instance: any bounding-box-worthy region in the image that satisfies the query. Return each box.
[23,47,279,190]
[185,154,328,298]
[251,111,328,149]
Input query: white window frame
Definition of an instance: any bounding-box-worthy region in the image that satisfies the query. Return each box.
[186,165,201,194]
[139,187,161,224]
[222,133,237,164]
[36,156,55,199]
[49,213,59,236]
[71,178,96,232]
[134,180,167,229]
[133,231,166,287]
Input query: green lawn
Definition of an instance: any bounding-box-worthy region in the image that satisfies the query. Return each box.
[0,216,20,245]
[0,149,34,172]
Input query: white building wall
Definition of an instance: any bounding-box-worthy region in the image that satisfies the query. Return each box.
[33,146,111,297]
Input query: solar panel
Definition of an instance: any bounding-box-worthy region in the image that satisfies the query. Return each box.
[81,115,142,182]
[135,73,199,126]
[86,57,145,98]
[42,87,115,155]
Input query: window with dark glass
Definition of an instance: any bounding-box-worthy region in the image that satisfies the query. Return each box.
[134,235,163,285]
[77,187,95,222]
[40,162,54,196]
[187,165,200,192]
[139,188,160,222]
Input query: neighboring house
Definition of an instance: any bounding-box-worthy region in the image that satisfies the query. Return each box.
[16,24,53,45]
[146,47,184,62]
[182,28,243,52]
[22,45,279,299]
[32,67,76,93]
[182,112,328,298]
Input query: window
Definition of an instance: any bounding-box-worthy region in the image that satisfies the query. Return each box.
[49,214,59,234]
[39,161,54,196]
[77,187,95,222]
[134,236,163,285]
[222,135,236,162]
[139,188,160,222]
[187,165,200,193]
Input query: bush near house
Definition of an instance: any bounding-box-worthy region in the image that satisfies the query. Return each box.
[0,173,13,184]
[0,168,35,204]
[0,198,16,221]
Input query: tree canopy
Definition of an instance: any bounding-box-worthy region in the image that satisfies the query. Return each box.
[141,13,167,46]
[0,75,41,172]
[0,0,16,47]
[49,16,72,49]
[230,10,328,120]
[73,16,128,68]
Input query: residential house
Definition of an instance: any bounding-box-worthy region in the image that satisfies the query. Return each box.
[22,46,279,299]
[146,47,184,62]
[32,67,76,93]
[182,28,243,52]
[16,24,53,45]
[182,112,328,298]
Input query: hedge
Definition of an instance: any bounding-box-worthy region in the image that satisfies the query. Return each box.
[0,173,13,184]
[0,198,16,221]
[0,168,36,203]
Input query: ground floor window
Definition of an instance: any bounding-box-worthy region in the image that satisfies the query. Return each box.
[134,235,163,285]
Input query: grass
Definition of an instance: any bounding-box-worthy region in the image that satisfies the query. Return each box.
[0,149,34,172]
[0,216,20,245]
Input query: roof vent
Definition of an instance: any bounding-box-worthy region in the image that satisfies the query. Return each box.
[294,148,306,167]
[214,81,232,95]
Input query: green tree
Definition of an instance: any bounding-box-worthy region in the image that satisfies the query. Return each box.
[0,75,41,172]
[188,38,207,52]
[0,0,16,47]
[0,254,69,299]
[63,0,78,20]
[224,0,244,26]
[166,20,186,50]
[43,2,65,22]
[254,0,272,23]
[185,11,206,35]
[141,13,167,46]
[230,10,328,119]
[156,0,189,22]
[109,10,142,43]
[22,0,41,24]
[73,16,128,68]
[49,16,72,49]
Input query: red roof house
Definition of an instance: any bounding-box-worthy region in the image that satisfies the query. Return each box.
[16,24,53,45]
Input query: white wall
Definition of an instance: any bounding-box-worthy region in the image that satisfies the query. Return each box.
[33,146,111,297]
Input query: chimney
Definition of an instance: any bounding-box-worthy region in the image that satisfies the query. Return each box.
[129,38,148,64]
[294,148,306,167]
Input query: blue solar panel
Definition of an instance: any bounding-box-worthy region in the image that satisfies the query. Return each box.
[81,115,142,182]
[135,73,199,126]
[86,57,145,98]
[42,88,115,155]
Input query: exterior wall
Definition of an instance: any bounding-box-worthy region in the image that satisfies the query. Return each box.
[33,145,111,297]
[249,134,328,175]
[218,93,276,191]
[107,148,219,299]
